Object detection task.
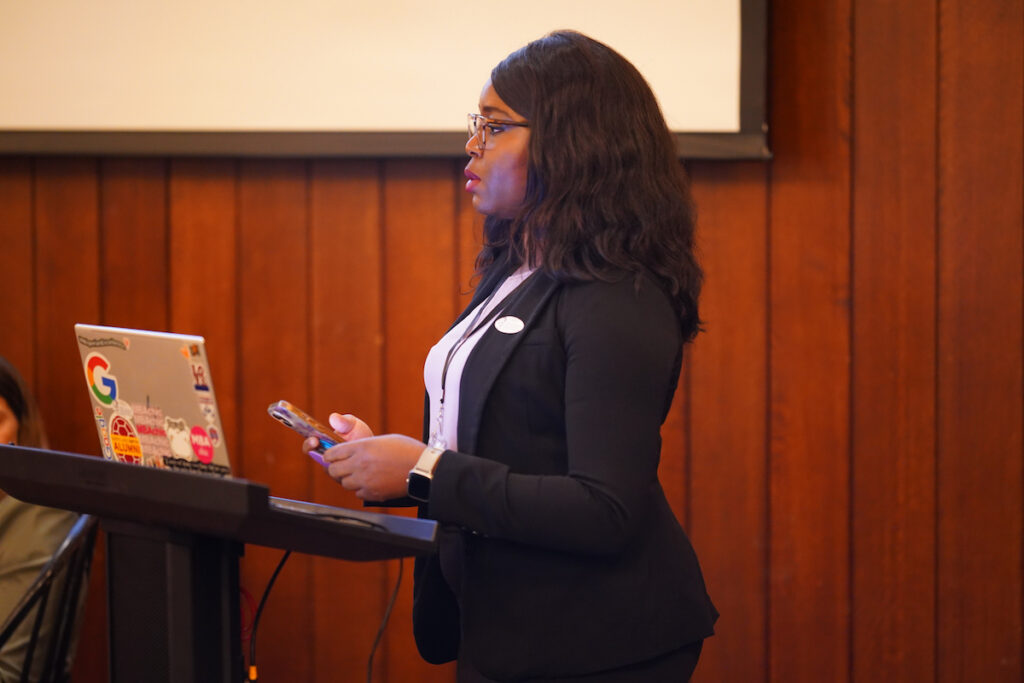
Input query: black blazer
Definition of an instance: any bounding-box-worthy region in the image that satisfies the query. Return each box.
[411,267,717,681]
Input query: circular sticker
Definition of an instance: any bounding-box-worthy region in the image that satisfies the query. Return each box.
[109,415,142,464]
[190,425,214,463]
[494,316,525,334]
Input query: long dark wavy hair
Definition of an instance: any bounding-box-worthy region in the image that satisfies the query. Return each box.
[0,355,49,449]
[478,30,703,342]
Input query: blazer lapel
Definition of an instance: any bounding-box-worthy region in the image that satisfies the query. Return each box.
[456,271,559,455]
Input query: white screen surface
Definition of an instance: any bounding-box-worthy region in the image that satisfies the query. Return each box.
[0,1,740,134]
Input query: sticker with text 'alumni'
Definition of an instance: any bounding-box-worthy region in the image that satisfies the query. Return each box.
[108,414,141,464]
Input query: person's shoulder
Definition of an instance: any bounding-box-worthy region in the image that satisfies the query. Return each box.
[555,269,679,336]
[559,269,672,310]
[0,496,77,527]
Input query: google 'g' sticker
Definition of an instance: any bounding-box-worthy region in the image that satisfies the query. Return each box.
[85,352,118,405]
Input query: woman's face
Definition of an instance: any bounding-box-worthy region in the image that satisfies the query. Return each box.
[0,396,19,445]
[464,79,531,219]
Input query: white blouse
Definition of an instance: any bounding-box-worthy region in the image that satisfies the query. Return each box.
[423,265,535,451]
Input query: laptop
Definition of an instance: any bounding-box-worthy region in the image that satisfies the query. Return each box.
[74,323,232,477]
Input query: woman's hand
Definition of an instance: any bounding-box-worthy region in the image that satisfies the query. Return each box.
[321,434,426,501]
[301,412,374,456]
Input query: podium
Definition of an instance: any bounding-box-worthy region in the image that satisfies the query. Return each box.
[0,444,437,683]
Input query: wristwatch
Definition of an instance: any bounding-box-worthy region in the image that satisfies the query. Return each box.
[407,445,444,502]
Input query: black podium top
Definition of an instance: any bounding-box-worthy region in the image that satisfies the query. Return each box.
[0,444,436,561]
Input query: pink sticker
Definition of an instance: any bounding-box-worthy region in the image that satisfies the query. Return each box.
[190,425,214,463]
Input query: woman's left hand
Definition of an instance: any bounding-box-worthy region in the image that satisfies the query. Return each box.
[321,434,427,501]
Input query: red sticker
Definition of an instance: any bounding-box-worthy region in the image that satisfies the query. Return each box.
[109,415,142,464]
[190,425,214,463]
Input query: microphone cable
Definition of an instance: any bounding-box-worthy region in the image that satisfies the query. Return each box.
[247,550,291,682]
[245,552,404,683]
[366,557,403,683]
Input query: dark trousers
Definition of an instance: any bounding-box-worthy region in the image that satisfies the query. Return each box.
[457,639,704,683]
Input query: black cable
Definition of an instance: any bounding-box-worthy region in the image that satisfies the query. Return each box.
[248,550,292,682]
[245,548,402,682]
[366,558,403,683]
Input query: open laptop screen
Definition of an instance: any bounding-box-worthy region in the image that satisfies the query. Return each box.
[74,324,231,477]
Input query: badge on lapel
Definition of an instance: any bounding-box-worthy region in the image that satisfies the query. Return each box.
[494,316,525,334]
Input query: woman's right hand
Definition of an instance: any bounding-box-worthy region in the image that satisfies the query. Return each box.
[302,412,374,456]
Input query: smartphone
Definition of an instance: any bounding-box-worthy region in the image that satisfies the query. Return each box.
[267,400,345,459]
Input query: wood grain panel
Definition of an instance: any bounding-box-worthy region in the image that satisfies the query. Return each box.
[660,164,698,526]
[165,166,239,683]
[768,0,852,679]
[382,159,461,438]
[33,158,108,682]
[6,7,1021,678]
[309,159,385,472]
[33,158,101,457]
[687,160,769,682]
[659,354,690,529]
[0,159,35,378]
[309,159,391,681]
[168,158,240,463]
[99,158,169,330]
[89,160,171,683]
[937,0,1024,680]
[165,164,243,683]
[236,159,315,681]
[851,1,938,680]
[381,159,459,682]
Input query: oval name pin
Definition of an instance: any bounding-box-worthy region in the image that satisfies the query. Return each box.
[494,316,525,334]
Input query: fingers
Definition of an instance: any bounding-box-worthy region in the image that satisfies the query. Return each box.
[320,439,352,463]
[327,458,356,487]
[329,413,374,440]
[297,411,373,471]
[325,445,369,497]
[328,413,355,434]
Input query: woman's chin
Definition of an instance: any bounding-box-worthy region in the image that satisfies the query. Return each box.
[471,195,490,215]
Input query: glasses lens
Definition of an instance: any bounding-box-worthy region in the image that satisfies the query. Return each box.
[468,114,486,149]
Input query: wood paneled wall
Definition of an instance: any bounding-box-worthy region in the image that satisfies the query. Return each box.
[1,0,1021,680]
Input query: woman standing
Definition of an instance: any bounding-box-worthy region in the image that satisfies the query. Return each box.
[310,30,717,681]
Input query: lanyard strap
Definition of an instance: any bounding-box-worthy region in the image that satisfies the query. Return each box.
[429,271,533,448]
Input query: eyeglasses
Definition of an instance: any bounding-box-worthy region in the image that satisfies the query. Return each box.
[467,113,529,150]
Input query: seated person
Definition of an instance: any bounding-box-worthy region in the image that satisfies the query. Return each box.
[0,355,82,682]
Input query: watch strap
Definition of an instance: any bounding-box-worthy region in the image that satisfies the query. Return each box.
[412,445,444,476]
[407,445,444,502]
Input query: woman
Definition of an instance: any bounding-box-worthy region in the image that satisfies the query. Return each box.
[309,30,717,681]
[0,356,81,681]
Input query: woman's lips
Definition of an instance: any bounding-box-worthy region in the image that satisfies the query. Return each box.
[464,169,480,192]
